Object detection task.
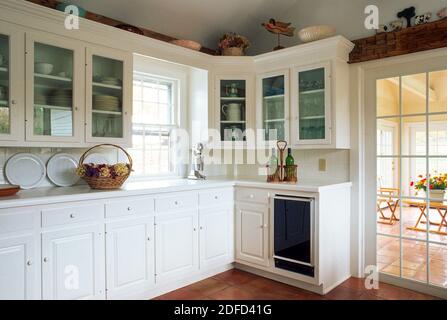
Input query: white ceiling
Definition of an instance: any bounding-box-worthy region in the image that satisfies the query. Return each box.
[68,0,447,55]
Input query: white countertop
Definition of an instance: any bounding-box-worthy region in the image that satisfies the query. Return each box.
[0,177,351,209]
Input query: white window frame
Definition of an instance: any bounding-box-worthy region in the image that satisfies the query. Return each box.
[129,71,181,180]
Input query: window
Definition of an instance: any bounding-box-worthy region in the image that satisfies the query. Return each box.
[129,72,178,176]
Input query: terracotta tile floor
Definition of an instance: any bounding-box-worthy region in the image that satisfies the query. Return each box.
[377,205,447,288]
[153,269,441,300]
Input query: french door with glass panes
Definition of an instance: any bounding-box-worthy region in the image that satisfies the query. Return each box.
[376,69,447,292]
[25,31,84,143]
[0,21,25,142]
[256,69,289,147]
[85,46,132,146]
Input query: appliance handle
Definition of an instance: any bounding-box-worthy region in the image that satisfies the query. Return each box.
[274,196,314,202]
[273,255,314,267]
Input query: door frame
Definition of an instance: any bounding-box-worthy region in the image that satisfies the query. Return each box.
[357,49,447,299]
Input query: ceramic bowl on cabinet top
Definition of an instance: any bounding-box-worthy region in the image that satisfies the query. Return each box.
[170,39,202,51]
[298,25,336,43]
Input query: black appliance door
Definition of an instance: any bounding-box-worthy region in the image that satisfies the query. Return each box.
[274,197,312,265]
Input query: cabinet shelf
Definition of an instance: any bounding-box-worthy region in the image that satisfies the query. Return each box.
[35,73,72,82]
[0,100,8,107]
[93,82,122,90]
[93,109,122,116]
[300,89,324,95]
[264,118,284,123]
[34,104,72,111]
[263,94,284,100]
[220,97,245,101]
[220,120,246,124]
[300,115,325,120]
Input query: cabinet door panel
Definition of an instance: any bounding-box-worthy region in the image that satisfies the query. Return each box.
[0,235,38,300]
[42,225,105,300]
[155,211,198,283]
[25,32,85,143]
[0,22,24,142]
[200,208,233,268]
[235,203,269,266]
[106,217,154,298]
[85,46,132,146]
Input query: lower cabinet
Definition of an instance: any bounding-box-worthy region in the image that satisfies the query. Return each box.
[105,217,155,299]
[0,235,39,300]
[41,224,105,300]
[155,210,199,283]
[199,207,233,269]
[235,202,270,267]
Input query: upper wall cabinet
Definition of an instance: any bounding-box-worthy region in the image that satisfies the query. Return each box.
[291,62,331,146]
[0,22,25,142]
[86,46,132,145]
[256,69,289,146]
[25,31,85,143]
[213,74,254,148]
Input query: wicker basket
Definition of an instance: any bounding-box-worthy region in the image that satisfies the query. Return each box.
[78,144,132,190]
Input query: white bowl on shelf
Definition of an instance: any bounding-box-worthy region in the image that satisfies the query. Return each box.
[35,62,54,75]
[298,25,336,43]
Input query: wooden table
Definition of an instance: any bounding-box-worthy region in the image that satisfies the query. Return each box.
[404,200,447,236]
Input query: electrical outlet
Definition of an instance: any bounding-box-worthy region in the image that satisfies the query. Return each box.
[318,158,327,172]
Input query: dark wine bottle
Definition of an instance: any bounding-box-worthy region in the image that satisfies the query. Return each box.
[285,148,294,166]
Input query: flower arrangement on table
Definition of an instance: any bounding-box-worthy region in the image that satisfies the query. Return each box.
[218,32,250,56]
[411,174,447,191]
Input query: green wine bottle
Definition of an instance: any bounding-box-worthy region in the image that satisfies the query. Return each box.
[285,148,294,166]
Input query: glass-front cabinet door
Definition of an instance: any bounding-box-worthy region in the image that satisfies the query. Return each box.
[217,77,248,143]
[25,32,84,143]
[0,23,24,142]
[86,46,131,145]
[257,70,289,145]
[292,62,331,146]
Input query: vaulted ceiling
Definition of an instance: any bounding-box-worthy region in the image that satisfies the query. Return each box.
[68,0,447,55]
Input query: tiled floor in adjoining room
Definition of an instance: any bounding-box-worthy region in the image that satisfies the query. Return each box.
[153,269,440,300]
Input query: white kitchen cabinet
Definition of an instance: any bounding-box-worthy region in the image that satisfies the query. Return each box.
[0,235,39,300]
[199,207,233,269]
[42,224,105,300]
[85,45,132,146]
[0,21,25,142]
[105,217,155,299]
[235,202,269,267]
[155,210,199,283]
[25,31,85,144]
[256,69,289,146]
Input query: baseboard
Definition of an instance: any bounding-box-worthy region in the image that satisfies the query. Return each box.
[111,263,235,300]
[234,263,325,295]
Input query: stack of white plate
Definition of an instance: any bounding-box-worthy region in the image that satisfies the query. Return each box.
[101,77,121,86]
[93,94,120,111]
[49,89,72,107]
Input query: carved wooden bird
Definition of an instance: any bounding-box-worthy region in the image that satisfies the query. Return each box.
[262,18,295,37]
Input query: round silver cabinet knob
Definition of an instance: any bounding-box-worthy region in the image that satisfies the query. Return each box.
[43,257,49,263]
[214,196,218,200]
[127,207,132,211]
[70,213,75,218]
[27,260,33,266]
[11,100,17,105]
[174,201,178,205]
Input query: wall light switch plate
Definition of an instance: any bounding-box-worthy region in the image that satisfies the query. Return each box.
[318,158,327,172]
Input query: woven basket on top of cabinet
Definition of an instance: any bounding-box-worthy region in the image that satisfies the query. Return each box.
[77,144,132,190]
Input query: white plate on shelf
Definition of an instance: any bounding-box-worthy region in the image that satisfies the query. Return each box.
[47,153,79,187]
[83,153,109,165]
[5,153,46,189]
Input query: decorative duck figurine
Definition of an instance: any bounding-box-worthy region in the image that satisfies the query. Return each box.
[262,18,295,36]
[262,18,295,51]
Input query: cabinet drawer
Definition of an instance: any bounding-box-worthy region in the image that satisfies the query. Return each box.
[199,188,233,208]
[155,193,198,213]
[42,204,103,227]
[0,209,38,235]
[235,187,270,204]
[105,197,154,218]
